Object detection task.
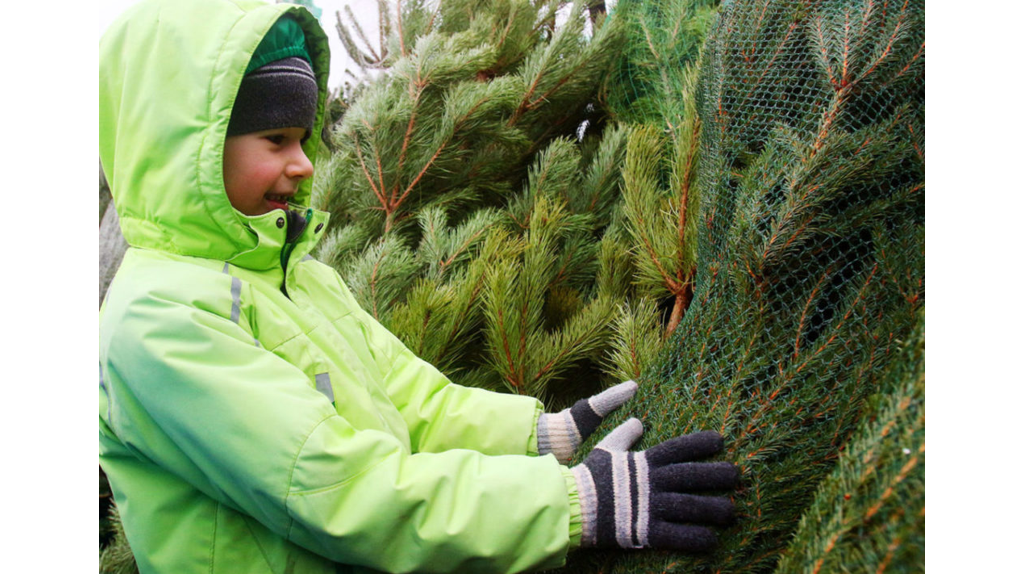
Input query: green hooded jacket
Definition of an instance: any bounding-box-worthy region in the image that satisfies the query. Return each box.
[98,1,581,572]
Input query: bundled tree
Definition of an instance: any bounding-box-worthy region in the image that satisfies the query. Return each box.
[602,0,717,126]
[315,0,659,405]
[565,0,925,572]
[776,310,924,574]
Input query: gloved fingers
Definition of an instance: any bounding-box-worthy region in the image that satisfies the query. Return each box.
[569,380,639,441]
[651,461,740,492]
[563,381,640,446]
[647,522,719,553]
[588,380,638,417]
[594,418,644,452]
[644,431,724,465]
[651,492,735,527]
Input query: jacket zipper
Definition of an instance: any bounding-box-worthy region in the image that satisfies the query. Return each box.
[280,208,313,297]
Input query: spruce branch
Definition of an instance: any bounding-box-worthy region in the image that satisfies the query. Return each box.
[568,0,925,571]
[776,312,924,574]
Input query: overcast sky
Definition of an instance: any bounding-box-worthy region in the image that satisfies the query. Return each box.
[99,0,382,92]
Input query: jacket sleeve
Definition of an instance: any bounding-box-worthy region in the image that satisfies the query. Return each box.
[104,288,581,573]
[350,303,546,456]
[317,263,546,456]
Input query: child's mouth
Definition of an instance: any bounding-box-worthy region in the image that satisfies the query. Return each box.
[265,193,292,211]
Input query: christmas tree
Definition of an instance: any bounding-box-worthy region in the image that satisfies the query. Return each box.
[564,0,925,572]
[594,0,721,388]
[314,0,669,406]
[776,310,924,574]
[99,0,925,570]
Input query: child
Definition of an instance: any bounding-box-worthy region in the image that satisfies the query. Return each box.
[98,1,738,572]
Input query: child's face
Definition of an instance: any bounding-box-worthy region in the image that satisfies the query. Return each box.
[223,127,313,216]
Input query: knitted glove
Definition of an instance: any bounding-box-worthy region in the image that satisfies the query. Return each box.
[537,380,639,464]
[570,419,739,551]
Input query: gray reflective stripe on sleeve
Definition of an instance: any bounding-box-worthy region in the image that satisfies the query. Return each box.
[230,276,242,324]
[315,373,334,402]
[302,254,313,262]
[99,362,111,423]
[254,339,261,348]
[222,262,243,324]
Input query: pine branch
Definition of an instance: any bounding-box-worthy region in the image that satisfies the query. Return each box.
[343,234,421,322]
[529,294,615,399]
[99,505,140,574]
[603,299,663,383]
[623,125,683,294]
[575,123,627,219]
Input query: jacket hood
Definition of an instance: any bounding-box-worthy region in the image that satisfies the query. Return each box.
[99,0,330,267]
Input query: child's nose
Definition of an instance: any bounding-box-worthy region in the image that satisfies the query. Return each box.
[287,146,314,181]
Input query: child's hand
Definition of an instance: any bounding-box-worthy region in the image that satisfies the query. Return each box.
[537,380,639,464]
[570,419,739,552]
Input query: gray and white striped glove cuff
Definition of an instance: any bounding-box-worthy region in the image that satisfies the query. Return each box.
[537,380,638,464]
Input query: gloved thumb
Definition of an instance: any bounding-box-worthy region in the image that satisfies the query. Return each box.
[589,380,639,416]
[594,418,643,452]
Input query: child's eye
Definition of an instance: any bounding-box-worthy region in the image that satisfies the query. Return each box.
[265,135,286,145]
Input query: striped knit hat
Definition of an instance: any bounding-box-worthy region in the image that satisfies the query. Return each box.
[227,16,318,137]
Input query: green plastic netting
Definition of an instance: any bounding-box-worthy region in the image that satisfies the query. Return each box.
[603,0,718,126]
[567,0,924,572]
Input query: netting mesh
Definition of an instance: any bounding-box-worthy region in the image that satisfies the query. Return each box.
[569,0,924,572]
[602,0,717,126]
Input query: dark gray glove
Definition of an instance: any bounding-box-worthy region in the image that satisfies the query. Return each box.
[570,419,739,551]
[537,380,638,464]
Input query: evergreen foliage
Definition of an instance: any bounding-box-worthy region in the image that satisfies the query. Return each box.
[776,310,924,574]
[602,0,717,126]
[334,0,392,75]
[314,0,662,406]
[99,505,140,574]
[602,0,721,340]
[563,0,924,572]
[98,0,925,570]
